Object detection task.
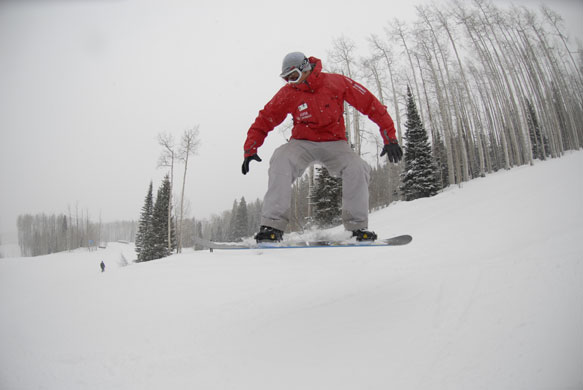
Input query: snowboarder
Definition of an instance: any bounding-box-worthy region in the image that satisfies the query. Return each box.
[242,52,403,243]
[100,261,105,273]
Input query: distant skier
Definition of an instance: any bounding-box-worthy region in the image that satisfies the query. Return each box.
[241,52,403,243]
[100,261,105,273]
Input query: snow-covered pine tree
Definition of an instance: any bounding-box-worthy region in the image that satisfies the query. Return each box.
[400,86,440,201]
[151,175,176,259]
[195,221,203,238]
[135,182,155,262]
[227,199,238,241]
[246,199,263,237]
[232,197,249,241]
[312,166,342,228]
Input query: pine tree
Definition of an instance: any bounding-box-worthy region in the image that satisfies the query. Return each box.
[195,221,203,238]
[227,199,238,241]
[232,197,249,241]
[135,182,155,262]
[312,166,342,228]
[400,86,441,201]
[247,198,263,236]
[151,175,175,259]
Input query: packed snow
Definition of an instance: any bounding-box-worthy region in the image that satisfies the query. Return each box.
[1,152,582,390]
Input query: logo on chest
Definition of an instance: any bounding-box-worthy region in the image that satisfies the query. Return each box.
[297,103,312,120]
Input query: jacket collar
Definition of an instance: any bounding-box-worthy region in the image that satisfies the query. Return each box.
[290,56,323,92]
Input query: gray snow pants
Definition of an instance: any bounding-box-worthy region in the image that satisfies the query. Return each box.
[261,139,371,232]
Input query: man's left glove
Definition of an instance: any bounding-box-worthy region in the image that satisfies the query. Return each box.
[380,139,403,163]
[241,154,262,175]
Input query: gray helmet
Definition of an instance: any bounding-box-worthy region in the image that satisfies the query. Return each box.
[280,52,311,79]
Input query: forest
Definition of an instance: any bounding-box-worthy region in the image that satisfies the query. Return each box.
[16,210,136,257]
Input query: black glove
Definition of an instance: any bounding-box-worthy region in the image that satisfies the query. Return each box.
[380,140,403,163]
[241,154,262,175]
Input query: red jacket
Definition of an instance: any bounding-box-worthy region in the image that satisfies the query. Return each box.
[244,57,397,157]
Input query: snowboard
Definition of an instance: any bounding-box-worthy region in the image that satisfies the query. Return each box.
[194,234,412,251]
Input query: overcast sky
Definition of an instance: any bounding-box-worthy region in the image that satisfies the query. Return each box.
[1,0,581,234]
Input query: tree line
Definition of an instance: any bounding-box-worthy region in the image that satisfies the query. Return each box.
[16,210,136,257]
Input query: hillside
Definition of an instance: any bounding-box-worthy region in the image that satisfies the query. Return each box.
[1,152,582,390]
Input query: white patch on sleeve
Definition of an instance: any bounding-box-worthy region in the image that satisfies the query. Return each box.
[353,82,367,95]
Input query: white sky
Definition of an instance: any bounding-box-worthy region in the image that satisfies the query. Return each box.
[1,0,581,233]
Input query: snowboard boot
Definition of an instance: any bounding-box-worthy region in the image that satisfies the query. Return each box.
[254,225,284,243]
[352,228,378,242]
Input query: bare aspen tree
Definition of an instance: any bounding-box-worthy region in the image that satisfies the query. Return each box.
[362,55,385,105]
[515,9,560,157]
[474,0,527,166]
[506,7,568,162]
[488,6,534,166]
[452,1,512,169]
[177,126,200,253]
[158,132,176,254]
[329,36,362,154]
[516,5,582,154]
[541,5,583,88]
[368,35,403,142]
[538,6,582,150]
[412,47,439,152]
[416,5,466,179]
[362,54,393,154]
[365,36,408,204]
[419,39,456,183]
[432,5,486,176]
[523,8,566,156]
[413,20,458,184]
[512,12,550,160]
[389,19,426,128]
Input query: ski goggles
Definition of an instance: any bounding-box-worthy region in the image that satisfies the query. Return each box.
[280,57,310,84]
[281,68,303,83]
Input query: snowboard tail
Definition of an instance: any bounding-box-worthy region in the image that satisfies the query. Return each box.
[195,235,412,250]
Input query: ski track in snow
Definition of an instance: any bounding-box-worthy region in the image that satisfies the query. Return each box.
[1,152,582,390]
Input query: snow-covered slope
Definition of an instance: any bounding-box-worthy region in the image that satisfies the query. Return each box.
[1,152,582,390]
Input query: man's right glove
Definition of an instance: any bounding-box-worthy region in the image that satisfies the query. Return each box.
[380,139,403,163]
[241,154,262,175]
